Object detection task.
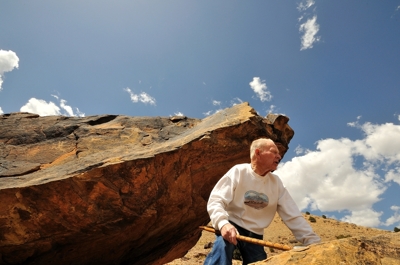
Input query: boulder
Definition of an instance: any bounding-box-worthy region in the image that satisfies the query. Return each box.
[0,102,294,265]
[252,233,400,265]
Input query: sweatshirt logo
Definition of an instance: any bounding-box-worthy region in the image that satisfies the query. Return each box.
[244,190,269,210]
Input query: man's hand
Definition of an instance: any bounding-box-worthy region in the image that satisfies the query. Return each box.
[220,223,238,245]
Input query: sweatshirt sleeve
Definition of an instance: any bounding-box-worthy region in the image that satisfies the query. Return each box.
[207,170,236,231]
[277,188,321,246]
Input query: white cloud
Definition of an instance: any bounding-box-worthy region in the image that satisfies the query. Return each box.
[203,110,213,116]
[20,98,61,116]
[0,50,19,91]
[60,99,81,117]
[174,112,184,116]
[341,209,382,227]
[20,97,85,117]
[297,1,321,51]
[249,77,272,102]
[384,167,400,185]
[384,205,400,226]
[391,205,400,211]
[212,100,221,106]
[294,145,307,155]
[230,97,243,106]
[350,122,400,164]
[0,107,3,115]
[267,105,276,114]
[124,87,156,105]
[299,15,321,50]
[276,120,400,228]
[297,0,315,12]
[203,108,224,117]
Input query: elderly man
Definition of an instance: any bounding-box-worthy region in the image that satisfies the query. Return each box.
[204,138,320,265]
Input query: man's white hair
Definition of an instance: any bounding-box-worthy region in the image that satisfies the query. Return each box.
[250,138,275,159]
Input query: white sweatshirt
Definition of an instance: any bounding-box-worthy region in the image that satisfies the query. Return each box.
[207,163,321,246]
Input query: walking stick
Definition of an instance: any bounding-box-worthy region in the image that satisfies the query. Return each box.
[199,226,293,251]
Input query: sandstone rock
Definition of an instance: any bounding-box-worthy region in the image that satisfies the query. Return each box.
[252,233,400,265]
[0,102,294,265]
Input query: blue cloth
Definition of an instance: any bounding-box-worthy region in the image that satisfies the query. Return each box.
[204,222,267,265]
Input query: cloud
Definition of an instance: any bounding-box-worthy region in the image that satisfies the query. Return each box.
[0,107,3,115]
[298,15,304,22]
[267,105,276,114]
[0,50,19,91]
[124,87,156,105]
[384,205,400,226]
[385,167,400,185]
[20,98,60,116]
[342,209,383,228]
[203,108,224,117]
[20,97,85,117]
[299,16,321,50]
[249,77,272,102]
[297,0,321,51]
[230,97,243,106]
[297,0,315,12]
[203,98,243,117]
[276,120,400,228]
[173,112,184,116]
[349,121,400,164]
[212,100,221,106]
[203,110,213,116]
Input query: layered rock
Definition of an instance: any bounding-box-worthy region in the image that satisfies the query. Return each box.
[0,102,294,265]
[252,233,400,265]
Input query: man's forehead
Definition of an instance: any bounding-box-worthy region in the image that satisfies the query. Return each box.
[259,141,277,150]
[266,144,279,151]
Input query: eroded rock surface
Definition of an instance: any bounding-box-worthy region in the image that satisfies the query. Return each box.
[0,102,294,265]
[252,233,400,265]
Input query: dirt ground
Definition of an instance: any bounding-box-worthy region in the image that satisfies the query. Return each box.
[165,213,391,265]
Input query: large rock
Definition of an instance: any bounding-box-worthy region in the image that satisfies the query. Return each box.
[252,233,400,265]
[0,102,294,265]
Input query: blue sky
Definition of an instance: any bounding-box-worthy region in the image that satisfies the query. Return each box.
[1,1,400,230]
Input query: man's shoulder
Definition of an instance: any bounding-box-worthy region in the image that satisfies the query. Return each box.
[231,163,251,170]
[268,172,284,183]
[226,163,251,176]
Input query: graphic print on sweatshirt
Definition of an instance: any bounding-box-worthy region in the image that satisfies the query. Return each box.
[244,190,269,210]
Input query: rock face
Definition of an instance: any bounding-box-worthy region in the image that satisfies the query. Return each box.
[0,102,294,265]
[252,233,400,265]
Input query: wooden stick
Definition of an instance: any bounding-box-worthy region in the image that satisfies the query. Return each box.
[199,226,293,251]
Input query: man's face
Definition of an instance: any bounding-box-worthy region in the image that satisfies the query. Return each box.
[257,144,282,172]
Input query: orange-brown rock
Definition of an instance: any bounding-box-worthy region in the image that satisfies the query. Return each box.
[251,233,400,265]
[0,102,294,265]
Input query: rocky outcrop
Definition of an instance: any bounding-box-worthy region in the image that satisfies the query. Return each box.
[0,102,294,265]
[252,233,400,265]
